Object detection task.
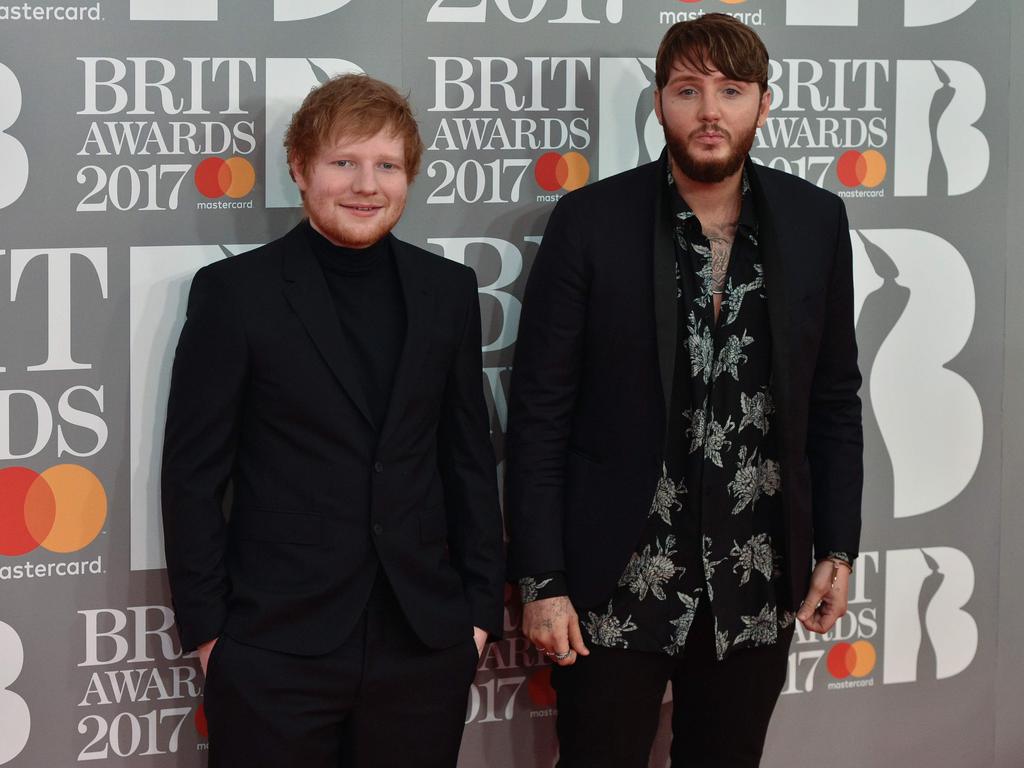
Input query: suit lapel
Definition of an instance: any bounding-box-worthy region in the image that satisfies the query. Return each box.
[748,166,794,458]
[378,235,436,448]
[281,222,377,429]
[652,155,679,430]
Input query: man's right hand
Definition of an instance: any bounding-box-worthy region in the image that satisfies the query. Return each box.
[197,637,218,676]
[522,596,590,666]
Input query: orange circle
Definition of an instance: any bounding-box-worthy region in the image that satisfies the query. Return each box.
[860,150,887,188]
[560,152,590,191]
[223,157,255,198]
[849,640,876,677]
[720,0,747,4]
[33,464,106,553]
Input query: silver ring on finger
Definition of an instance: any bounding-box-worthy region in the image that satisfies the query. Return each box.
[552,650,572,661]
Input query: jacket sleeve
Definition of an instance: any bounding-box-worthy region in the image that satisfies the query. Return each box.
[505,197,589,580]
[807,199,864,562]
[160,265,248,652]
[437,267,506,639]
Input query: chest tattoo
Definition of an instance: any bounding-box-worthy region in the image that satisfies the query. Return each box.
[703,222,738,295]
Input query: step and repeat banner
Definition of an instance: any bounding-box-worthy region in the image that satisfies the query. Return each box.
[0,1,1013,765]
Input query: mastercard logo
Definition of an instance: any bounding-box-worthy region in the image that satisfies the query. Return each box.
[0,465,107,556]
[527,666,557,708]
[535,152,590,193]
[194,156,256,199]
[836,150,886,188]
[827,640,876,679]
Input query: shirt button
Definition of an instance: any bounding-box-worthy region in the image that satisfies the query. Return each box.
[373,461,384,473]
[373,523,384,535]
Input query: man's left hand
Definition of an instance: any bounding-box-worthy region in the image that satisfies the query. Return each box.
[797,560,850,633]
[473,626,487,658]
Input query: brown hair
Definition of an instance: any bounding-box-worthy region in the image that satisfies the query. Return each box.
[284,73,425,182]
[655,13,769,94]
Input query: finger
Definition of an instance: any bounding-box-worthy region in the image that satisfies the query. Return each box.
[567,616,590,656]
[796,588,825,622]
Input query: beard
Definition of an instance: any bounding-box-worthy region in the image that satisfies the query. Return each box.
[664,117,758,184]
[305,198,404,249]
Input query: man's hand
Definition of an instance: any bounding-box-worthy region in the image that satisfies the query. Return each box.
[473,626,487,658]
[797,560,850,633]
[522,596,590,666]
[197,637,218,676]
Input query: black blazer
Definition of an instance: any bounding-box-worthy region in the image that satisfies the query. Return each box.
[161,223,504,655]
[506,158,862,612]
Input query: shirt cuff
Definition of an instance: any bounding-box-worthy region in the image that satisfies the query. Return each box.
[821,551,853,571]
[518,572,568,603]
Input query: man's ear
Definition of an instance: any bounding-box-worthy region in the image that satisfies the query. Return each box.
[289,159,308,192]
[757,88,771,128]
[654,90,664,126]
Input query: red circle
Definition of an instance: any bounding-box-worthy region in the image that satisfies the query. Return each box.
[535,152,564,192]
[836,151,867,188]
[195,702,209,738]
[0,467,52,556]
[195,158,227,198]
[827,642,855,679]
[527,666,557,708]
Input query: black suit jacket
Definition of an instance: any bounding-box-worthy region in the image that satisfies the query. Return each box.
[162,223,504,655]
[506,158,862,611]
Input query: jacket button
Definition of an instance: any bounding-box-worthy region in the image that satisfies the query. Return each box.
[373,461,384,473]
[373,523,384,535]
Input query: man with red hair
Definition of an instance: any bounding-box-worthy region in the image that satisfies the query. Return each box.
[162,74,503,767]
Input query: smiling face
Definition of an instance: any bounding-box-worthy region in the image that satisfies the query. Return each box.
[655,60,770,185]
[291,128,409,248]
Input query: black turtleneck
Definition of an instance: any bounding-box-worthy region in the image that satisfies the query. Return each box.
[305,221,406,431]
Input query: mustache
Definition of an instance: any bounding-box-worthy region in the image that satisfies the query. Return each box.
[690,124,731,139]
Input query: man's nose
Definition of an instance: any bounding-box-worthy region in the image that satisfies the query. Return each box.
[351,164,378,193]
[697,94,722,122]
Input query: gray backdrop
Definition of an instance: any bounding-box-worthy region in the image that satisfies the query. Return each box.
[0,1,1019,765]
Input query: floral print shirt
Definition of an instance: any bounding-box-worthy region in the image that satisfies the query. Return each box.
[521,161,795,660]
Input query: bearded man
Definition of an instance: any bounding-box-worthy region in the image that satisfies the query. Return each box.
[506,14,863,767]
[161,74,503,767]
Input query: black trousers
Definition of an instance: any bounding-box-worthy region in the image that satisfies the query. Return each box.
[552,604,794,768]
[203,577,479,768]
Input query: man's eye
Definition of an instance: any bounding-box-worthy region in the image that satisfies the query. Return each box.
[380,162,396,170]
[680,88,697,97]
[334,160,352,167]
[724,88,740,96]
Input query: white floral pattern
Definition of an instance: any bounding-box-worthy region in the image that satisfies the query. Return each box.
[739,388,774,434]
[649,465,685,525]
[730,533,775,585]
[518,576,553,603]
[618,535,684,601]
[733,603,778,647]
[663,591,700,654]
[583,602,639,648]
[713,330,755,381]
[727,445,781,515]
